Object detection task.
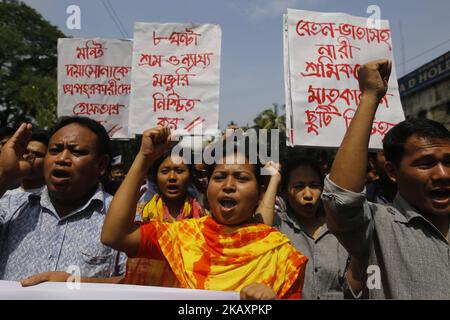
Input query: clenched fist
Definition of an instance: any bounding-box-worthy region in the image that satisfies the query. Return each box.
[357,59,392,101]
[0,123,34,185]
[139,126,172,161]
[240,283,277,300]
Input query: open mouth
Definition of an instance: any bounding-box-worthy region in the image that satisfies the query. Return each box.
[50,169,71,184]
[51,169,71,178]
[429,188,450,201]
[166,184,179,192]
[219,198,238,211]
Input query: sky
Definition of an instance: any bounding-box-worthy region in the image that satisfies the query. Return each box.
[23,0,450,129]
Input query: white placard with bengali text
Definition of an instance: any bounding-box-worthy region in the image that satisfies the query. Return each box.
[58,38,133,139]
[284,9,405,149]
[0,280,239,300]
[129,22,221,136]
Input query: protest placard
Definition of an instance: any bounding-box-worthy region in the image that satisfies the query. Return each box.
[284,9,405,149]
[58,38,133,139]
[129,23,221,136]
[0,280,239,300]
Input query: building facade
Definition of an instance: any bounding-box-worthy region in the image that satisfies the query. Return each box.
[398,51,450,129]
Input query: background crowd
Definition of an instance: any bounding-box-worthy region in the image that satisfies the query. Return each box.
[0,60,449,299]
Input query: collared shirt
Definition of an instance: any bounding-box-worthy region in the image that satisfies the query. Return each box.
[0,185,126,280]
[322,175,450,299]
[4,186,44,196]
[274,198,349,300]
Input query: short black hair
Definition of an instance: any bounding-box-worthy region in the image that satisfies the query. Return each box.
[30,129,49,146]
[281,156,324,191]
[49,116,110,156]
[383,118,450,167]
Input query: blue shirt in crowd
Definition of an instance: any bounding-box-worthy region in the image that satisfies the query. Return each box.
[0,185,126,280]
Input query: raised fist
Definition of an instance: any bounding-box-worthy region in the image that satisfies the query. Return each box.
[357,59,392,101]
[139,126,172,161]
[0,123,34,184]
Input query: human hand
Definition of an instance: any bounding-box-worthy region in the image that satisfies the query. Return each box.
[240,283,277,300]
[139,127,172,161]
[262,161,282,182]
[20,271,70,287]
[0,123,33,183]
[357,59,392,101]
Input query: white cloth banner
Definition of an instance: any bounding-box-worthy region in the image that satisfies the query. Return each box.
[129,23,221,136]
[0,280,239,300]
[284,9,405,149]
[58,38,133,139]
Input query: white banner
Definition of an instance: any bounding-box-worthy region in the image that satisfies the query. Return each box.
[129,23,221,136]
[58,38,133,139]
[0,280,239,300]
[284,9,405,149]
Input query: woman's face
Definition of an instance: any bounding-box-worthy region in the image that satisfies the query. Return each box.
[285,165,323,219]
[207,153,260,226]
[156,156,190,201]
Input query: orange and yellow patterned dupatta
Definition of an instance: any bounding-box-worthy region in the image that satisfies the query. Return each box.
[140,193,205,222]
[123,193,207,287]
[139,216,308,298]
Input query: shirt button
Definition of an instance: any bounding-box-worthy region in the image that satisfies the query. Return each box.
[314,267,319,272]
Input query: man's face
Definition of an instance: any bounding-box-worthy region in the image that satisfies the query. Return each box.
[44,123,107,203]
[388,135,450,217]
[110,166,125,181]
[22,140,47,182]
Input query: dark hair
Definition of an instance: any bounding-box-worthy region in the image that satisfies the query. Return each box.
[281,156,324,191]
[30,129,49,146]
[49,116,110,156]
[206,135,263,187]
[0,127,15,141]
[149,148,193,181]
[383,118,450,167]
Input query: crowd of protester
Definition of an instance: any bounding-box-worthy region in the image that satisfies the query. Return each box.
[1,59,449,299]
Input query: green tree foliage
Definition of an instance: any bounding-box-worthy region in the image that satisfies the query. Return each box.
[0,0,65,129]
[253,103,288,163]
[253,103,286,132]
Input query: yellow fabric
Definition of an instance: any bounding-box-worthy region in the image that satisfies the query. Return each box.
[141,193,191,222]
[142,216,308,298]
[125,192,207,287]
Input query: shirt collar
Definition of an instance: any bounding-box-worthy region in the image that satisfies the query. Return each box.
[392,193,425,223]
[278,205,330,239]
[36,184,106,221]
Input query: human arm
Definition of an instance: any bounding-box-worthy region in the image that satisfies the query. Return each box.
[254,161,281,226]
[329,59,392,192]
[101,127,171,257]
[322,60,391,260]
[343,257,367,299]
[240,283,277,300]
[0,123,34,197]
[20,272,124,286]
